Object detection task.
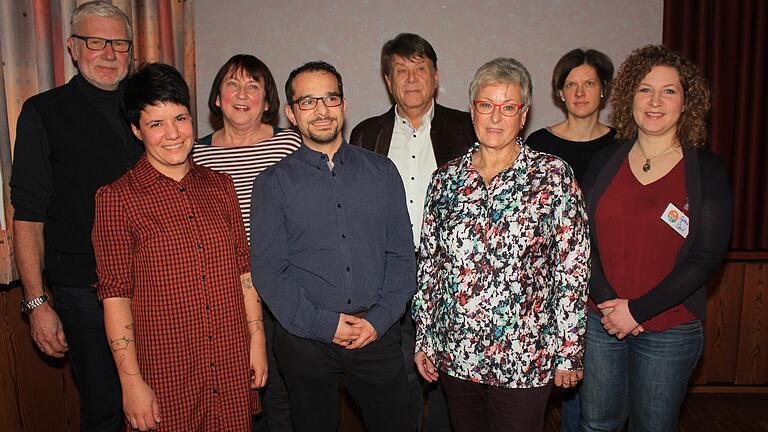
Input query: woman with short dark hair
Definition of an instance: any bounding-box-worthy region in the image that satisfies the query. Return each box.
[94,63,266,431]
[579,45,732,431]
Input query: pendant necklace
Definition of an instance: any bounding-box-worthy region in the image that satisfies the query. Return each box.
[637,143,678,173]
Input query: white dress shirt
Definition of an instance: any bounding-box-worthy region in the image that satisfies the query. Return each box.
[387,101,437,248]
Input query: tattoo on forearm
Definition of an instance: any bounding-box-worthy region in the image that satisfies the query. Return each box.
[110,322,135,352]
[111,322,139,375]
[241,274,254,290]
[247,318,263,334]
[116,353,140,376]
[110,335,134,352]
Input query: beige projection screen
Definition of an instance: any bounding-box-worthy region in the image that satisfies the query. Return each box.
[194,0,662,139]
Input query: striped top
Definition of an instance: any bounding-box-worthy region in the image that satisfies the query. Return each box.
[192,127,302,240]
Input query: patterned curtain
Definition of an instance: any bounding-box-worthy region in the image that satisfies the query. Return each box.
[0,0,196,283]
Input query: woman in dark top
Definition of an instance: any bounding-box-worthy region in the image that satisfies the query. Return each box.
[527,48,615,183]
[526,48,615,432]
[579,45,732,432]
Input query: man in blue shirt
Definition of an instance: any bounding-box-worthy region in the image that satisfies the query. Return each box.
[250,61,417,431]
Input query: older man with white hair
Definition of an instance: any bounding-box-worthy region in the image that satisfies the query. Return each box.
[10,2,142,430]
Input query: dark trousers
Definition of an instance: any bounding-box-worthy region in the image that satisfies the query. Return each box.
[53,285,122,432]
[441,373,552,432]
[252,307,294,432]
[273,321,414,432]
[401,311,452,431]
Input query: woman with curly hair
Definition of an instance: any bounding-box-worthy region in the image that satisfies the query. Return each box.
[579,45,732,431]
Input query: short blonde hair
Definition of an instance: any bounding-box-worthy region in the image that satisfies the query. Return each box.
[469,57,532,109]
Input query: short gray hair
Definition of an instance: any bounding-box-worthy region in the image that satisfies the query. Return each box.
[71,1,132,41]
[469,57,532,109]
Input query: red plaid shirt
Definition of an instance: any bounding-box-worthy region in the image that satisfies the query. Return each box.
[93,155,256,430]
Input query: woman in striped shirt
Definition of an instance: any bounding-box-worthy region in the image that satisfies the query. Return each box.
[193,54,301,238]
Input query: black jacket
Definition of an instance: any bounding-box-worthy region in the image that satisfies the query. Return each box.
[349,103,475,166]
[581,140,732,323]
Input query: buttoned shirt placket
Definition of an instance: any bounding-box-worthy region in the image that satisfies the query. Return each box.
[175,174,222,418]
[388,102,437,247]
[318,152,356,309]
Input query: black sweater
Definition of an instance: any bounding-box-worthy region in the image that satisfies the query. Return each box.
[526,127,616,184]
[581,140,732,323]
[10,75,143,286]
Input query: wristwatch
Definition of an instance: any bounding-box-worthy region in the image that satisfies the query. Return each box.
[20,293,50,315]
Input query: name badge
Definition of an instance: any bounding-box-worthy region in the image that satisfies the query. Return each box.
[661,203,690,238]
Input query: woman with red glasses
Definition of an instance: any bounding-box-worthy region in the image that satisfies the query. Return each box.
[412,57,590,431]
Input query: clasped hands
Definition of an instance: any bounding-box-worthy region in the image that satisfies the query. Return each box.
[333,313,377,350]
[598,298,645,339]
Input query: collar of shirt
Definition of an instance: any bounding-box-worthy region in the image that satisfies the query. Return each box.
[130,153,208,189]
[462,137,528,183]
[295,139,349,169]
[394,100,435,133]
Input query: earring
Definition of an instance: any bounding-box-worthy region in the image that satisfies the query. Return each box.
[600,92,604,98]
[561,97,565,102]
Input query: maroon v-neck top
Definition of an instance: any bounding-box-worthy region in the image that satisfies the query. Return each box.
[593,158,696,331]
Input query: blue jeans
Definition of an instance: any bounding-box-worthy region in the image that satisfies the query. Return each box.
[580,311,704,432]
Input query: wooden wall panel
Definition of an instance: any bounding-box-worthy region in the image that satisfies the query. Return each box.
[0,287,79,431]
[0,289,20,432]
[693,263,745,384]
[735,264,768,385]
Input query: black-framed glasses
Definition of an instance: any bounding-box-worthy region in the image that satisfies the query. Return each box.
[71,35,132,53]
[292,94,343,111]
[472,100,525,117]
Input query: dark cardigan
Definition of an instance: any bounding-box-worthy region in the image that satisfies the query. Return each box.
[581,140,733,323]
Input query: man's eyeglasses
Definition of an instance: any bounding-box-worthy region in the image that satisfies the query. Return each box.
[71,35,132,53]
[292,95,343,111]
[472,100,525,117]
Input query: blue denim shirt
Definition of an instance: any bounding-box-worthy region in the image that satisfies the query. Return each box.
[250,140,417,343]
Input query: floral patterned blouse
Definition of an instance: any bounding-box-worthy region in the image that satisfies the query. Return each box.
[412,139,590,388]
